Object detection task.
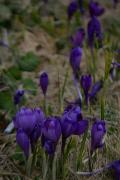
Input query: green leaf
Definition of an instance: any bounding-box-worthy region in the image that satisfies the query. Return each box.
[18,52,40,72]
[0,5,11,22]
[22,78,37,95]
[0,90,14,112]
[7,66,22,80]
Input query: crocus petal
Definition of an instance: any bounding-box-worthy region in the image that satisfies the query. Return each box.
[70,28,85,47]
[110,160,120,180]
[67,1,78,20]
[16,129,30,157]
[74,119,88,135]
[89,80,103,100]
[89,1,105,17]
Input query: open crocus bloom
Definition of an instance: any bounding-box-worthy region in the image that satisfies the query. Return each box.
[61,104,88,138]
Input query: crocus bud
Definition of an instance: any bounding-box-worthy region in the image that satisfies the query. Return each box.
[91,120,106,153]
[87,16,102,48]
[80,74,92,105]
[42,116,61,142]
[89,1,104,17]
[70,47,82,75]
[39,72,49,96]
[70,28,85,47]
[16,129,30,157]
[67,0,78,20]
[110,160,120,180]
[89,80,103,100]
[14,89,24,105]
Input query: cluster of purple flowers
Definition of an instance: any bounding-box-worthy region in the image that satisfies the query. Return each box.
[13,104,106,157]
[13,73,106,157]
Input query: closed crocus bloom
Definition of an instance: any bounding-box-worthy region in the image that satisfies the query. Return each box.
[87,16,102,48]
[91,120,106,153]
[110,160,120,180]
[89,1,104,17]
[14,89,24,105]
[13,108,37,135]
[42,117,61,142]
[89,80,103,100]
[16,129,30,157]
[71,28,85,47]
[70,47,82,75]
[61,105,82,138]
[67,0,78,20]
[39,72,49,96]
[80,74,92,105]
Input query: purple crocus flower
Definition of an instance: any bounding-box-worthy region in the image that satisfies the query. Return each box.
[16,129,30,157]
[87,16,102,48]
[67,0,78,20]
[89,80,103,100]
[14,108,37,135]
[89,1,104,17]
[80,74,92,105]
[41,117,61,154]
[14,107,45,157]
[42,116,61,142]
[70,47,82,75]
[70,28,85,47]
[61,105,88,138]
[91,120,106,153]
[110,160,120,180]
[39,72,49,96]
[14,89,24,105]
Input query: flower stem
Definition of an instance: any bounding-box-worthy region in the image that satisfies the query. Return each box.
[73,76,82,102]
